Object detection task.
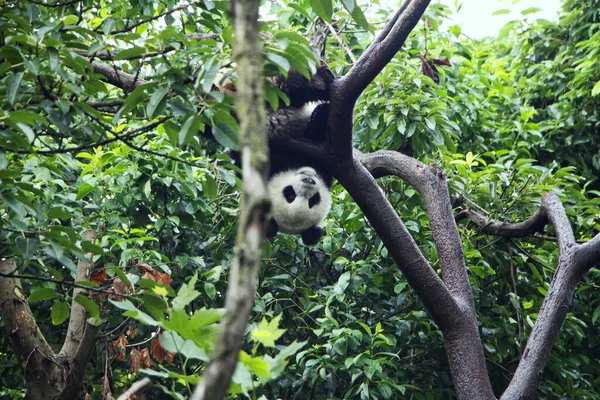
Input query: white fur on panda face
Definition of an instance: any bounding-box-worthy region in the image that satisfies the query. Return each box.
[267,167,332,235]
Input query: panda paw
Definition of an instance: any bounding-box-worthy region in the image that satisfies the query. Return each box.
[301,226,324,246]
[266,218,278,239]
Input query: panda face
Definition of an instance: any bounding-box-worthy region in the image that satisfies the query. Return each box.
[267,167,332,235]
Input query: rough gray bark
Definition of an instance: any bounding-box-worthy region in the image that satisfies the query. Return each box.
[190,0,269,399]
[0,230,100,400]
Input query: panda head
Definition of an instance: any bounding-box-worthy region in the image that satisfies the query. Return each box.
[267,167,332,235]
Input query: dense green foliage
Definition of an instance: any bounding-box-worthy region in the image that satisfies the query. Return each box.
[0,0,599,399]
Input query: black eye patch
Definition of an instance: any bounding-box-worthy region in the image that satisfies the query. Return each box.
[308,192,321,208]
[283,186,296,203]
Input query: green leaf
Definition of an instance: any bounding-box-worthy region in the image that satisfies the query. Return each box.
[74,294,100,319]
[146,87,169,119]
[212,122,240,151]
[251,314,286,348]
[178,114,203,146]
[51,301,70,325]
[16,236,38,259]
[521,7,542,15]
[202,57,220,93]
[8,110,48,126]
[76,183,97,200]
[63,15,78,26]
[311,0,333,22]
[591,81,600,97]
[47,206,72,220]
[171,274,200,311]
[81,241,105,255]
[7,72,23,105]
[266,52,291,73]
[29,287,58,303]
[203,175,217,202]
[341,0,369,30]
[492,9,510,16]
[240,351,271,378]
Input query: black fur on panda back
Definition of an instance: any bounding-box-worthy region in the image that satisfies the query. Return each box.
[267,101,334,189]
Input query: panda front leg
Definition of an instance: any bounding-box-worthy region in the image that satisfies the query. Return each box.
[301,226,324,246]
[266,218,279,239]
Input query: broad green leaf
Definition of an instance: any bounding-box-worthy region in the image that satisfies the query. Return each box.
[521,7,542,15]
[311,0,333,22]
[341,0,369,30]
[171,274,200,311]
[47,206,72,220]
[76,183,97,200]
[146,87,168,119]
[74,295,100,319]
[29,287,58,303]
[7,72,23,105]
[51,301,70,325]
[251,314,285,348]
[16,236,38,259]
[212,122,240,151]
[63,15,78,25]
[178,114,204,146]
[591,80,600,96]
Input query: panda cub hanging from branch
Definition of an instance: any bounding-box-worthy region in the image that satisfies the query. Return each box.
[221,66,335,245]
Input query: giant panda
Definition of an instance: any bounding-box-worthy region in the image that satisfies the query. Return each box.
[221,67,335,245]
[265,100,334,245]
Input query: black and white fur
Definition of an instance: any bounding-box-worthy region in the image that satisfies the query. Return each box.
[219,68,335,245]
[264,101,333,246]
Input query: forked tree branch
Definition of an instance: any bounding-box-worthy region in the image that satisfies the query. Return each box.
[330,0,431,157]
[357,150,495,399]
[500,193,595,399]
[191,0,268,399]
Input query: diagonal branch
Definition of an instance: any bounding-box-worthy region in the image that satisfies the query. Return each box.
[357,149,495,399]
[91,61,147,92]
[500,193,584,399]
[59,230,98,357]
[330,0,430,157]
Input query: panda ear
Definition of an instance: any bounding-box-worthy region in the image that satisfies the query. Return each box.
[301,226,324,246]
[306,103,329,142]
[266,217,278,239]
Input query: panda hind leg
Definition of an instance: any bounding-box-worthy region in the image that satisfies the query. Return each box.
[305,103,330,142]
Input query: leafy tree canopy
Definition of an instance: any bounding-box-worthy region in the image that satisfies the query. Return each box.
[0,0,599,399]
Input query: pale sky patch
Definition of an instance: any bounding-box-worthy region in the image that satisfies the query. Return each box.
[438,0,562,38]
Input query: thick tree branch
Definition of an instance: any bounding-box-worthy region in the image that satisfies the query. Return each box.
[91,61,146,92]
[574,232,600,274]
[500,194,584,399]
[60,230,98,357]
[0,259,55,366]
[334,154,458,326]
[330,0,431,157]
[191,1,268,399]
[357,149,495,399]
[457,208,549,237]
